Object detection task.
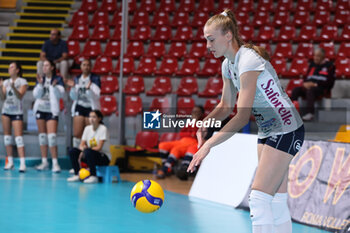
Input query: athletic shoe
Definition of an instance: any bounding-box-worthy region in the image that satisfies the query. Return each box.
[52,164,61,173]
[4,163,14,170]
[302,113,314,121]
[19,163,26,173]
[69,168,74,174]
[67,175,80,182]
[36,162,49,171]
[83,176,98,184]
[176,164,189,181]
[156,170,166,179]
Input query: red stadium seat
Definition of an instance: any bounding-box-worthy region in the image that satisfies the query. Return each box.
[173,25,193,42]
[91,25,110,41]
[100,95,117,116]
[335,58,350,79]
[178,0,195,12]
[177,97,195,115]
[256,42,272,57]
[130,10,149,27]
[317,25,338,42]
[134,57,157,75]
[158,0,176,12]
[146,76,172,96]
[336,25,350,42]
[114,57,134,75]
[204,99,220,116]
[296,25,317,42]
[71,55,89,75]
[104,41,120,58]
[67,40,80,58]
[171,11,190,27]
[235,11,250,26]
[111,26,131,41]
[257,0,274,12]
[69,11,89,27]
[336,0,349,11]
[131,25,151,41]
[315,0,334,12]
[198,76,223,98]
[274,25,296,42]
[292,11,309,27]
[110,11,122,26]
[128,0,137,12]
[79,0,98,12]
[151,25,172,42]
[193,28,206,42]
[334,10,350,26]
[155,57,178,75]
[151,11,170,27]
[99,0,117,12]
[145,41,166,58]
[276,0,294,12]
[149,97,170,113]
[296,0,314,11]
[139,0,156,13]
[123,75,145,95]
[191,11,209,28]
[240,25,254,42]
[186,42,208,59]
[270,58,287,76]
[273,43,293,59]
[237,0,254,12]
[176,76,198,96]
[92,56,113,74]
[160,132,181,142]
[295,43,313,59]
[217,0,234,11]
[125,96,143,116]
[90,11,109,26]
[285,79,303,97]
[176,58,200,76]
[283,58,308,78]
[125,131,159,151]
[126,41,145,58]
[81,40,102,58]
[313,11,331,26]
[100,75,119,94]
[272,11,290,27]
[167,42,187,58]
[337,42,350,59]
[252,11,270,27]
[69,25,89,41]
[198,0,214,13]
[255,25,275,42]
[319,42,336,60]
[197,58,221,76]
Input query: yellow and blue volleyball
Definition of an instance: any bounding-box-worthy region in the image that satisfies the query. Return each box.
[130,180,164,213]
[79,168,90,181]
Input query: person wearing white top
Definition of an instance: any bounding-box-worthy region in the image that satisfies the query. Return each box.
[187,10,304,233]
[33,60,65,173]
[67,110,110,184]
[0,62,28,172]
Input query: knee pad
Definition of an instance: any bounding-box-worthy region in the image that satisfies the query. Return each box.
[48,133,57,147]
[248,190,274,226]
[4,135,12,146]
[38,133,48,146]
[72,137,81,148]
[272,193,291,225]
[15,136,24,148]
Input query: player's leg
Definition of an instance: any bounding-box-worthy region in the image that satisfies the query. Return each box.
[72,115,86,148]
[47,119,60,172]
[13,119,26,172]
[2,115,14,169]
[36,118,49,170]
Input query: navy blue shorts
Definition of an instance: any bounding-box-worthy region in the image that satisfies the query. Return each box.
[35,111,59,121]
[2,113,23,121]
[257,125,305,156]
[73,104,92,117]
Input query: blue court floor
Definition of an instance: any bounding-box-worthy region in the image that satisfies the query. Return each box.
[0,169,330,233]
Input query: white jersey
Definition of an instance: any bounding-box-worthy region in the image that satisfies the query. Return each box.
[222,47,303,139]
[36,77,52,113]
[1,77,28,115]
[81,124,111,160]
[76,75,92,108]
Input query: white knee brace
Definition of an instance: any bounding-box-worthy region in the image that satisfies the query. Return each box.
[4,135,12,146]
[272,193,291,225]
[72,137,81,148]
[48,133,57,147]
[249,190,274,226]
[15,136,24,148]
[38,133,48,146]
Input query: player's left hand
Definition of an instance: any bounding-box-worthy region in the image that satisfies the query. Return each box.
[187,143,210,173]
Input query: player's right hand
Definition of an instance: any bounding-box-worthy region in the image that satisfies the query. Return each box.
[36,74,43,84]
[197,127,207,148]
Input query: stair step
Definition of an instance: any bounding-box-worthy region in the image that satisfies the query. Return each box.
[24,0,72,8]
[2,40,44,50]
[0,48,41,58]
[22,6,70,14]
[0,56,39,66]
[10,26,63,34]
[15,19,65,28]
[7,33,50,41]
[17,12,68,21]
